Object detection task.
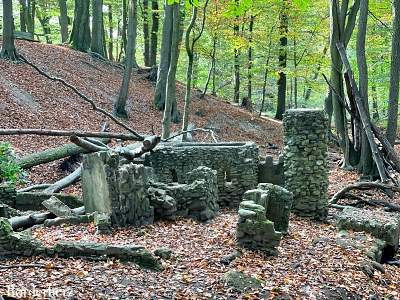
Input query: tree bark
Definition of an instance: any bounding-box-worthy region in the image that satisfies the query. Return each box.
[154,2,173,110]
[91,0,105,56]
[162,3,180,139]
[58,0,69,43]
[1,0,18,61]
[108,4,114,60]
[386,0,400,145]
[356,0,373,176]
[70,0,91,52]
[143,0,151,66]
[113,0,137,118]
[247,15,254,104]
[149,0,159,67]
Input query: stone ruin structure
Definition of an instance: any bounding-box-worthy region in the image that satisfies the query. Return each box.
[236,183,293,255]
[82,151,220,226]
[283,109,329,220]
[143,142,259,208]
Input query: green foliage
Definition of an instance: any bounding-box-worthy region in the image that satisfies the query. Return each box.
[0,142,22,185]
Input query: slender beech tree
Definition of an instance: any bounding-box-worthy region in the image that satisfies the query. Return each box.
[233,0,241,104]
[182,0,209,141]
[154,2,173,110]
[149,0,159,66]
[162,1,182,139]
[91,0,106,56]
[58,0,69,43]
[275,0,288,120]
[247,15,255,105]
[1,0,18,61]
[108,4,114,60]
[114,0,137,118]
[356,0,374,176]
[143,0,151,66]
[387,0,400,146]
[70,0,91,51]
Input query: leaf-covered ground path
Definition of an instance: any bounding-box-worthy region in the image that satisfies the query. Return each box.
[1,41,400,299]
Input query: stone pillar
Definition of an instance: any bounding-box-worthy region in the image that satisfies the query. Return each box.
[0,184,16,207]
[82,152,155,227]
[283,109,328,220]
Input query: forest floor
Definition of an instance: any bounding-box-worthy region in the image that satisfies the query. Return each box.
[0,41,399,299]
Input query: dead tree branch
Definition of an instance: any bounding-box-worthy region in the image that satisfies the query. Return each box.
[43,166,82,194]
[163,128,218,143]
[330,182,400,204]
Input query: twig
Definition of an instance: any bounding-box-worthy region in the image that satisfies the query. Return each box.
[0,264,63,270]
[163,128,218,143]
[18,54,144,140]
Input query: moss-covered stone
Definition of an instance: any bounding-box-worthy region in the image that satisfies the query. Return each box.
[223,271,263,292]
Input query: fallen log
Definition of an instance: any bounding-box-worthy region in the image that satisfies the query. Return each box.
[9,206,85,230]
[0,128,142,141]
[330,182,400,204]
[70,135,109,152]
[17,184,51,193]
[17,142,91,169]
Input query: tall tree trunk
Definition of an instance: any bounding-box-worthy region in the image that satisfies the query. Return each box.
[275,0,288,120]
[19,0,27,32]
[386,0,400,145]
[247,15,254,103]
[70,0,91,52]
[162,3,180,139]
[293,37,298,108]
[154,2,173,110]
[149,0,159,66]
[58,0,69,43]
[233,0,240,104]
[202,35,217,98]
[356,0,373,176]
[108,4,114,60]
[304,44,329,102]
[91,0,105,56]
[121,0,128,55]
[1,0,18,61]
[27,0,35,36]
[143,0,151,66]
[328,0,360,168]
[113,0,137,118]
[37,8,52,44]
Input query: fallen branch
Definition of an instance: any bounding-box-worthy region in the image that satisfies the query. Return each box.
[70,135,109,152]
[330,182,400,204]
[19,54,143,140]
[9,206,85,230]
[17,184,51,193]
[0,128,142,141]
[43,166,82,194]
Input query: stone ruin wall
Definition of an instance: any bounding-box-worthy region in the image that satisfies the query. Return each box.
[143,142,259,208]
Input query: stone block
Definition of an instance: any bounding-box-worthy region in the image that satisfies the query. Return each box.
[337,207,400,253]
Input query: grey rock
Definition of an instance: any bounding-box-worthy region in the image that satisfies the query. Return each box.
[222,271,263,292]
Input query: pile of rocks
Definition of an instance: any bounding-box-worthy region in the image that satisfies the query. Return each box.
[149,166,219,221]
[283,109,329,220]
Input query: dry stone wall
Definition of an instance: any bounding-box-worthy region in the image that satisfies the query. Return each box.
[0,184,16,207]
[144,142,259,208]
[283,109,329,220]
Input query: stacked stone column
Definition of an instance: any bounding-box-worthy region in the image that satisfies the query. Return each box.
[283,109,328,220]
